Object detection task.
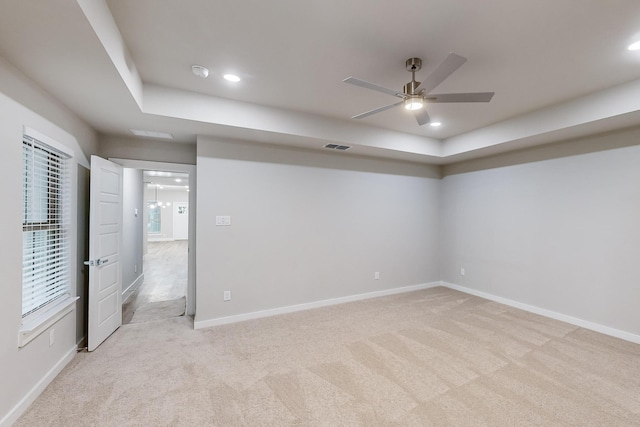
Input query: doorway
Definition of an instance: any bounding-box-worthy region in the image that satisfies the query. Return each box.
[123,170,190,323]
[109,159,196,324]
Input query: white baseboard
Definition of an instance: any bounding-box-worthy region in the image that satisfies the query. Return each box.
[440,281,640,345]
[194,282,441,330]
[122,273,144,304]
[0,345,76,427]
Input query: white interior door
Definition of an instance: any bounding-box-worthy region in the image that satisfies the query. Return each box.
[173,202,188,240]
[88,155,123,351]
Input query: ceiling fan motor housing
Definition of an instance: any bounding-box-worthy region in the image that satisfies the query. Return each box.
[404,80,421,96]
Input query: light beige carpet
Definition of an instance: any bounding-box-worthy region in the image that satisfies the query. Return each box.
[129,296,186,324]
[15,287,640,426]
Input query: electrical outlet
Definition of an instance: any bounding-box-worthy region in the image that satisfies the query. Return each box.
[460,267,465,276]
[49,329,55,347]
[223,290,231,301]
[374,272,380,280]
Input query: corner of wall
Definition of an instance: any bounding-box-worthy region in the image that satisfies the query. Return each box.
[440,282,640,345]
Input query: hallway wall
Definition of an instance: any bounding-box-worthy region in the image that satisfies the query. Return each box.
[122,169,144,295]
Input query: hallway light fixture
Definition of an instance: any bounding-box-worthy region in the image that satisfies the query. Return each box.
[150,184,160,209]
[151,184,172,208]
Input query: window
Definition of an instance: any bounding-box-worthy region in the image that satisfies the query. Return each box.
[147,201,161,233]
[22,133,71,321]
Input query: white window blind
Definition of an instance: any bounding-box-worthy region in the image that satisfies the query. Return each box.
[22,134,71,319]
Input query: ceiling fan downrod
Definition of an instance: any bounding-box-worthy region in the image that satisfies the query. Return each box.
[403,57,422,96]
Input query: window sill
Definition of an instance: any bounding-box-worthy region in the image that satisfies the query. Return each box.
[18,296,79,348]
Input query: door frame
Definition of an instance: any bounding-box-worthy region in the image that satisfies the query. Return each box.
[109,159,196,317]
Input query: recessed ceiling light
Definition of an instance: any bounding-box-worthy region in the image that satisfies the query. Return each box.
[430,122,442,127]
[175,178,182,183]
[191,65,209,78]
[628,40,640,51]
[130,129,174,139]
[223,73,241,82]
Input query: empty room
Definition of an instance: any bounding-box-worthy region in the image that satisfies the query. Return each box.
[1,0,640,425]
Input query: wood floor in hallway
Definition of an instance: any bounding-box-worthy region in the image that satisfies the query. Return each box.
[123,240,188,324]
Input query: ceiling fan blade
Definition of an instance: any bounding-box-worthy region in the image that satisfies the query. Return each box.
[426,92,495,103]
[352,101,403,119]
[419,53,467,94]
[343,77,406,98]
[413,107,430,126]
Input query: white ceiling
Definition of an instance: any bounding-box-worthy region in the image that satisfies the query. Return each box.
[1,0,640,164]
[144,171,190,190]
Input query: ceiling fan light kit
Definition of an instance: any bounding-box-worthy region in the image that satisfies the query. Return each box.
[404,97,424,110]
[344,53,495,126]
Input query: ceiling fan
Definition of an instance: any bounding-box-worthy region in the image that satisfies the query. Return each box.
[343,53,494,126]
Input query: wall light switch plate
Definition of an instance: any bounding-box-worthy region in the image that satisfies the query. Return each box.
[216,216,232,226]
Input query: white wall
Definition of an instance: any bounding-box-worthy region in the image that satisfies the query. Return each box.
[440,127,640,337]
[195,137,441,325]
[99,135,196,165]
[0,58,97,425]
[122,169,144,295]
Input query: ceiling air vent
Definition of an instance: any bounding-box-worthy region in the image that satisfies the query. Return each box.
[324,144,350,151]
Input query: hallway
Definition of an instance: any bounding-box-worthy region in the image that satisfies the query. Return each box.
[123,240,188,324]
